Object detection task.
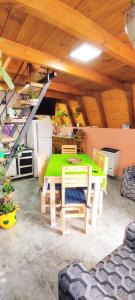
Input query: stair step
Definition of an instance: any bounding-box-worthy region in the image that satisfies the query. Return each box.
[1,135,16,144]
[12,103,30,109]
[18,82,43,95]
[0,157,7,163]
[20,99,38,106]
[4,118,27,124]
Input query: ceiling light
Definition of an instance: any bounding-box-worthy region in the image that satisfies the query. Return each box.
[69,43,102,62]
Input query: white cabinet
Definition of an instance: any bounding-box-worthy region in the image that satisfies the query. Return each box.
[6,148,33,179]
[101,147,120,177]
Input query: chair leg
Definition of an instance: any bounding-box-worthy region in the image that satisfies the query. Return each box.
[61,208,65,235]
[98,191,103,213]
[85,207,90,235]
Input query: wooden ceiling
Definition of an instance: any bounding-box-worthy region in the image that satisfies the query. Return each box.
[0,0,135,129]
[0,0,134,92]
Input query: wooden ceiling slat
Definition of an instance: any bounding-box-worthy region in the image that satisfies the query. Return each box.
[0,3,12,35]
[39,28,79,59]
[16,15,42,45]
[2,6,27,40]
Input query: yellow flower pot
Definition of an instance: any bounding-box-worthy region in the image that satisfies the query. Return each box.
[0,209,16,229]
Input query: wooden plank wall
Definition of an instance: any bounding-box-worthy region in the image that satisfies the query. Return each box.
[56,86,135,128]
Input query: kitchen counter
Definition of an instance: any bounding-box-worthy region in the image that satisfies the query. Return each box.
[52,135,74,139]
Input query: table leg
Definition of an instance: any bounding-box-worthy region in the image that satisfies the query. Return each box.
[91,181,101,226]
[50,178,56,227]
[41,178,48,214]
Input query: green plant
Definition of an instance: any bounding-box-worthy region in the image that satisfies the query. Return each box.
[29,88,38,99]
[2,178,14,195]
[14,144,25,158]
[0,202,16,215]
[0,50,14,90]
[0,164,16,215]
[0,163,6,179]
[56,110,68,117]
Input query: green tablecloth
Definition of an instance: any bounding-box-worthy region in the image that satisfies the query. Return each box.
[45,154,105,178]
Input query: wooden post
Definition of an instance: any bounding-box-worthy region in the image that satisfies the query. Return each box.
[124,83,135,129]
[77,97,90,126]
[94,92,108,128]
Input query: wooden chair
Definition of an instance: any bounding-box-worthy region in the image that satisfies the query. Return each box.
[39,153,61,214]
[62,144,77,154]
[93,148,100,165]
[93,149,108,213]
[60,165,92,235]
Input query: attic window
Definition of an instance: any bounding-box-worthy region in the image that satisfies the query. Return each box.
[69,43,102,62]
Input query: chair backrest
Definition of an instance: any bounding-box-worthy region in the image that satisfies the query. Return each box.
[93,148,99,165]
[98,152,108,176]
[38,152,48,188]
[62,144,77,154]
[61,165,92,206]
[93,148,108,175]
[93,148,108,192]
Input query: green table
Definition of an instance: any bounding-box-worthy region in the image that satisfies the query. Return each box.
[43,154,105,227]
[45,154,104,177]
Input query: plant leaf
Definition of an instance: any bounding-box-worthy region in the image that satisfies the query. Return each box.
[0,67,14,90]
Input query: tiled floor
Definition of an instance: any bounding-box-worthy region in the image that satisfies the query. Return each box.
[0,177,134,300]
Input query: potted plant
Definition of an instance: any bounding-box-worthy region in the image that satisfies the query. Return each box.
[28,88,38,106]
[0,165,17,229]
[14,144,25,158]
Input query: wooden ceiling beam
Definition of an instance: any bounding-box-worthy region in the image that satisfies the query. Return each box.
[0,37,123,90]
[46,90,79,101]
[11,0,135,68]
[65,102,76,127]
[49,82,91,97]
[0,77,94,98]
[124,83,135,129]
[77,97,90,127]
[94,92,108,128]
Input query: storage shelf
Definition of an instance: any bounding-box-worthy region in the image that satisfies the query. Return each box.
[12,173,33,179]
[19,164,32,168]
[18,156,32,160]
